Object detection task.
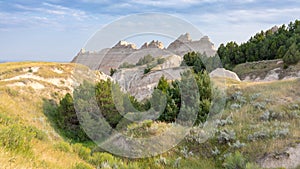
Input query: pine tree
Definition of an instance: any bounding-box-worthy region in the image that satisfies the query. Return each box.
[283,43,300,65]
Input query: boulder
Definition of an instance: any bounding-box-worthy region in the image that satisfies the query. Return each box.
[209,68,241,81]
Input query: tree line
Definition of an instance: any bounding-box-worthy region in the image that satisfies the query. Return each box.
[218,20,300,69]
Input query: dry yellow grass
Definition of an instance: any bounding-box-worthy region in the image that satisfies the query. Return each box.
[0,62,93,169]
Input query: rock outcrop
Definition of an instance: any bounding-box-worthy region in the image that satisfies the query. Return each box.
[167,33,216,57]
[72,33,216,74]
[112,55,185,101]
[113,67,186,101]
[209,68,241,81]
[234,59,300,82]
[72,33,218,100]
[141,40,164,49]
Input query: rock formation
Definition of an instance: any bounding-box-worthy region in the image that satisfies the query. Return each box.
[167,33,216,57]
[71,33,219,100]
[72,33,216,74]
[209,68,241,81]
[141,40,164,49]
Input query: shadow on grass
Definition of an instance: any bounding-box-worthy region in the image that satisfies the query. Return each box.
[42,98,95,147]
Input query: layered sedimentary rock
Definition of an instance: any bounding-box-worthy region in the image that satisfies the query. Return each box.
[167,33,216,57]
[72,33,216,74]
[72,33,218,100]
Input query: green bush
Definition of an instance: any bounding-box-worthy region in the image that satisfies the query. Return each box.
[136,54,154,66]
[110,68,117,76]
[56,93,90,142]
[157,57,166,64]
[54,141,71,153]
[144,64,153,74]
[72,143,91,161]
[119,62,135,69]
[88,152,117,167]
[27,126,48,141]
[223,151,246,169]
[72,162,94,169]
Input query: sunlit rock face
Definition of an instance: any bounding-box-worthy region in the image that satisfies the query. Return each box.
[112,55,185,101]
[209,68,241,81]
[72,33,216,75]
[72,33,218,100]
[167,33,216,57]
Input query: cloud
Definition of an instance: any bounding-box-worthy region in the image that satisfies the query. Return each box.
[0,2,102,31]
[1,0,300,61]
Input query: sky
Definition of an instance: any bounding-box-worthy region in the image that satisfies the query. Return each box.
[0,0,299,62]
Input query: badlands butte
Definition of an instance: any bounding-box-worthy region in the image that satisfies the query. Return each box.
[72,33,217,73]
[72,33,238,100]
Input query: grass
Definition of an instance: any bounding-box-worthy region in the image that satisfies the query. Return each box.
[233,59,300,80]
[0,61,299,168]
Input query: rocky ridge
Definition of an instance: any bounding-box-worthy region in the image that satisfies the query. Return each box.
[72,33,216,74]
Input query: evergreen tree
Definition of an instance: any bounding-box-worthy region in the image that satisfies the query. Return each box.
[57,93,89,141]
[217,19,300,68]
[283,43,300,65]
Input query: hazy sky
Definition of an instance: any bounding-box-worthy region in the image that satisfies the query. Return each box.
[0,0,299,62]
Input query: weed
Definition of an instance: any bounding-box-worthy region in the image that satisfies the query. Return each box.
[72,143,91,161]
[218,129,236,144]
[0,124,34,154]
[72,162,93,169]
[54,141,71,153]
[223,151,246,169]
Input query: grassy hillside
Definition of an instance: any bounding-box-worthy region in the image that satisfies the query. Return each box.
[233,59,300,81]
[0,62,95,168]
[0,62,299,169]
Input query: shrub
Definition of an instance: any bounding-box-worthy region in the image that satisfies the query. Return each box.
[28,126,48,141]
[72,162,93,169]
[289,104,299,110]
[157,57,166,64]
[0,125,34,153]
[223,151,246,169]
[252,102,266,110]
[155,156,167,166]
[136,54,154,66]
[88,152,118,167]
[260,111,270,121]
[54,141,71,153]
[211,146,221,156]
[110,68,117,76]
[231,103,241,109]
[231,140,246,149]
[231,91,243,101]
[216,116,233,126]
[218,129,236,144]
[180,146,193,159]
[250,93,261,101]
[119,62,135,68]
[72,143,91,161]
[144,66,152,74]
[248,129,270,141]
[272,128,289,138]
